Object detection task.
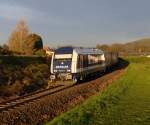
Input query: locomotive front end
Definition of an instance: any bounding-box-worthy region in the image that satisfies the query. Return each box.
[50,47,73,82]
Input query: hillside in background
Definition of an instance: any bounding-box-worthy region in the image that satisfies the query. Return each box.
[127,38,150,46]
[97,38,150,55]
[126,38,150,51]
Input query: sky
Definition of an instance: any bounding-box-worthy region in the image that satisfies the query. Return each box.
[0,0,150,47]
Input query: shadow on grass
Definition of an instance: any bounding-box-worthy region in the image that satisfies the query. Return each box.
[80,58,129,83]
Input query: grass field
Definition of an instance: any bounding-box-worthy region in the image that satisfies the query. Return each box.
[45,57,150,125]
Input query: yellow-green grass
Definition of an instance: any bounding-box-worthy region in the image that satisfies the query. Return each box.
[45,57,150,125]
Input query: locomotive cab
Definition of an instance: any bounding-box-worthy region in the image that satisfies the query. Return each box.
[50,47,73,81]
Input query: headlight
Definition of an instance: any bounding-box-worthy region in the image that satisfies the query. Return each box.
[67,69,71,72]
[54,70,57,72]
[50,75,55,79]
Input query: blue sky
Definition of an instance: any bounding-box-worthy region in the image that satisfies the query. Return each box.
[0,0,150,47]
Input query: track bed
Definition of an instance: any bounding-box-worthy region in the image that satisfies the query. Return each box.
[0,60,127,125]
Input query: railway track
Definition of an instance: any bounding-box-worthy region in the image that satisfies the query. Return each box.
[0,84,74,112]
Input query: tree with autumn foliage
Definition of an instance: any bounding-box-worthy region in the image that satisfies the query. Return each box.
[8,19,30,54]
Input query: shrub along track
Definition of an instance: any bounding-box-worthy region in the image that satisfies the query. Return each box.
[0,59,127,125]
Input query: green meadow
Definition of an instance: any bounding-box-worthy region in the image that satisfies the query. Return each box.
[46,57,150,125]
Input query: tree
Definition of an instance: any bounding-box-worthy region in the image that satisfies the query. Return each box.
[110,43,124,52]
[96,44,110,51]
[24,33,43,55]
[8,19,30,54]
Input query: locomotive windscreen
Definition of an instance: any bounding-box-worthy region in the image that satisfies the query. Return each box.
[53,58,72,73]
[55,47,73,54]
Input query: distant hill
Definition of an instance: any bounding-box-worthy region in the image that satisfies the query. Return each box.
[126,38,150,48]
[97,38,150,55]
[125,38,150,53]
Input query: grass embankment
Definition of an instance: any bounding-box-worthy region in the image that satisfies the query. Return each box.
[46,57,150,125]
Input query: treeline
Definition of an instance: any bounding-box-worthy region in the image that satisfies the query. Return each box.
[97,38,150,56]
[0,19,46,56]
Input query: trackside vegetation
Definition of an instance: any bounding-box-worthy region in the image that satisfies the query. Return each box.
[0,56,51,96]
[46,57,150,125]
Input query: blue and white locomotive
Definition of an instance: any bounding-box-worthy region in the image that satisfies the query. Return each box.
[50,46,118,83]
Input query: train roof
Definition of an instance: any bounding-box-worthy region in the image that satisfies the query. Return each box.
[74,47,103,55]
[55,46,104,55]
[55,46,73,54]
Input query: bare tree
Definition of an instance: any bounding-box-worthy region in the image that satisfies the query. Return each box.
[8,19,30,54]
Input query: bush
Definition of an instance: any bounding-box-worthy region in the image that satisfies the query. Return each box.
[0,45,12,55]
[34,49,46,56]
[0,62,50,97]
[8,80,23,95]
[0,80,23,96]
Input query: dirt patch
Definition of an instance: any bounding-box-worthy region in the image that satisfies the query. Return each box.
[0,60,127,125]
